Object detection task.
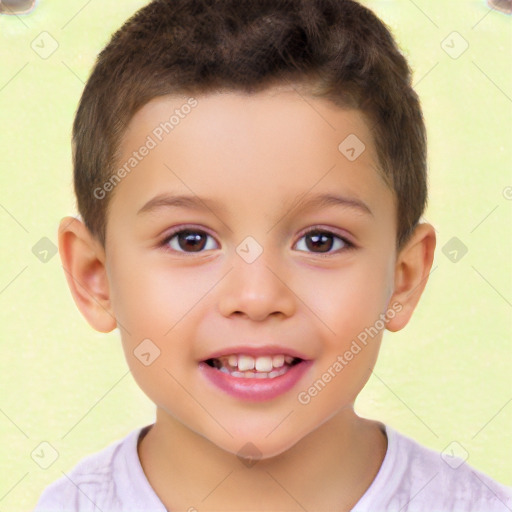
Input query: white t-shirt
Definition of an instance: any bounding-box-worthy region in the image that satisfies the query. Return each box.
[33,424,512,511]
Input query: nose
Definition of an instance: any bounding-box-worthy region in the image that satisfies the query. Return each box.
[218,252,296,322]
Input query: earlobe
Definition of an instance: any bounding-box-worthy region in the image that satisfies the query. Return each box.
[58,216,117,333]
[386,223,436,332]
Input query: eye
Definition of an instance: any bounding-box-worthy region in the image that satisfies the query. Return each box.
[294,227,354,255]
[161,227,218,253]
[159,225,354,256]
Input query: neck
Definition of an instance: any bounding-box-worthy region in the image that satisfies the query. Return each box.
[138,408,387,511]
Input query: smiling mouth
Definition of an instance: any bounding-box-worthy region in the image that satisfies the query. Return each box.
[204,354,302,379]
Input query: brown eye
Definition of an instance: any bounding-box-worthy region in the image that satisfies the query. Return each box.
[295,229,352,255]
[163,229,218,253]
[306,231,334,252]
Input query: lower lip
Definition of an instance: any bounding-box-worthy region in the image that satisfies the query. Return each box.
[198,360,313,402]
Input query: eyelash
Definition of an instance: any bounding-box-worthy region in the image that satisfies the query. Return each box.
[159,225,356,257]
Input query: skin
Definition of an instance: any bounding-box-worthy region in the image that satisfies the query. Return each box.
[59,86,436,511]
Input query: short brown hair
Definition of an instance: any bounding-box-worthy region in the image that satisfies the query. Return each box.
[73,0,427,249]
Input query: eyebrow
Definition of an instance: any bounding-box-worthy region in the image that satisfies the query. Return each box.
[137,192,373,217]
[137,194,228,216]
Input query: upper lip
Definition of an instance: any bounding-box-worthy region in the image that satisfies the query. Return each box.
[202,345,310,361]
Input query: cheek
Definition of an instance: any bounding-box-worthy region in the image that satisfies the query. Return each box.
[108,258,202,412]
[107,257,212,383]
[290,256,392,406]
[108,255,212,337]
[293,257,394,344]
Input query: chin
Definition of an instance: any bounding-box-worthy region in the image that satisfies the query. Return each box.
[207,424,311,463]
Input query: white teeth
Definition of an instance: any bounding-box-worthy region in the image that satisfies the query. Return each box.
[272,355,285,368]
[238,355,255,371]
[255,356,273,372]
[221,366,289,379]
[225,354,294,371]
[211,353,301,378]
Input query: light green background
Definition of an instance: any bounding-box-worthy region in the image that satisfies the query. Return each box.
[0,1,511,510]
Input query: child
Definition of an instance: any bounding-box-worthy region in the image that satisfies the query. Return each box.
[34,0,512,510]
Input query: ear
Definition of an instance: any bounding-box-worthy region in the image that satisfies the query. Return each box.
[386,222,436,332]
[58,216,117,333]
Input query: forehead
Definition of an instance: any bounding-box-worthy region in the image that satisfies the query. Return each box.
[110,87,393,223]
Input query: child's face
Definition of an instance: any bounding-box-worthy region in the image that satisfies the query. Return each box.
[104,87,399,457]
